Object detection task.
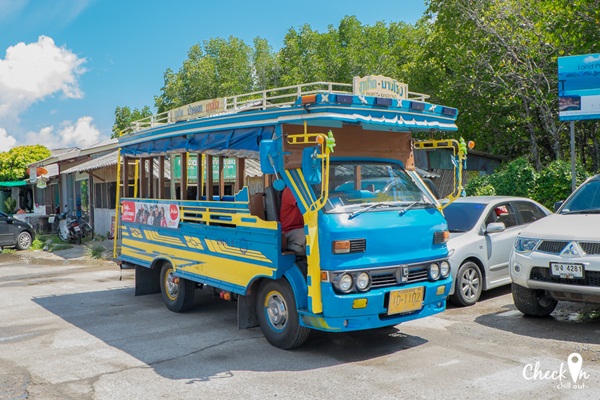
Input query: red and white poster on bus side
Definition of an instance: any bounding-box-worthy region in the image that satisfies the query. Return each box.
[121,201,180,228]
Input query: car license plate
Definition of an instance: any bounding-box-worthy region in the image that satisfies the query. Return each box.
[74,226,81,232]
[550,262,584,279]
[388,287,424,315]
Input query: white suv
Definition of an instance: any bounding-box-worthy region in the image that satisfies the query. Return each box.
[510,175,600,316]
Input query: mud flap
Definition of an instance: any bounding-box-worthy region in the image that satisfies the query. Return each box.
[135,266,161,296]
[237,291,258,329]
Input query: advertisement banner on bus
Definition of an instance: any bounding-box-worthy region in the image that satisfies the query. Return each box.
[121,201,180,228]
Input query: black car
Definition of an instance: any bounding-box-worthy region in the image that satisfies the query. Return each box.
[0,212,35,250]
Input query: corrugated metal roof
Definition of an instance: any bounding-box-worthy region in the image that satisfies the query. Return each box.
[61,151,118,174]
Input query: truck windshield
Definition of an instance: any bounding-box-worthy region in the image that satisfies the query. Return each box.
[320,162,435,214]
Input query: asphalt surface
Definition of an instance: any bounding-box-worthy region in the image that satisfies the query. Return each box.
[1,246,599,399]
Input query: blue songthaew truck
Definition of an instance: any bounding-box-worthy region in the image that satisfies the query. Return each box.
[115,75,464,349]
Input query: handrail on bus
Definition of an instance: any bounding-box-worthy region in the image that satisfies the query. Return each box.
[122,81,431,136]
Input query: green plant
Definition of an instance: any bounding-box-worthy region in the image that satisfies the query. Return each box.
[1,248,16,254]
[30,238,44,251]
[465,174,496,196]
[86,244,106,259]
[4,197,16,214]
[492,157,538,198]
[533,160,588,209]
[49,244,72,252]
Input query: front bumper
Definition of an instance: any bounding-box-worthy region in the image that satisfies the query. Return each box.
[510,250,600,304]
[299,278,452,332]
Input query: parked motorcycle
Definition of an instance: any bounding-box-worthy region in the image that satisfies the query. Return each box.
[56,212,83,244]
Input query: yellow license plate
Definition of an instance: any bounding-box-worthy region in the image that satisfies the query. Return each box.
[388,287,424,315]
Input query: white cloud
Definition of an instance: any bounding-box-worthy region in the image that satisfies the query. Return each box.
[24,116,107,150]
[0,128,17,152]
[0,35,86,119]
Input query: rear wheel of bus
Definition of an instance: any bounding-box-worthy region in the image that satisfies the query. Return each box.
[160,262,195,312]
[256,279,310,349]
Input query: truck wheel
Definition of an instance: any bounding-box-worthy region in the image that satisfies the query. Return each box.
[160,262,195,312]
[16,231,32,250]
[512,283,557,317]
[450,261,482,307]
[256,279,310,349]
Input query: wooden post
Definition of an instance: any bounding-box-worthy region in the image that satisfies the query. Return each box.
[158,156,165,199]
[122,156,129,198]
[139,158,146,198]
[219,156,225,198]
[180,152,188,200]
[196,152,203,200]
[148,157,154,198]
[235,158,245,193]
[169,154,176,200]
[206,155,214,200]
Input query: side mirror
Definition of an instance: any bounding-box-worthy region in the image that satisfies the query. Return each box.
[301,146,322,185]
[554,201,563,212]
[259,140,277,174]
[486,222,506,233]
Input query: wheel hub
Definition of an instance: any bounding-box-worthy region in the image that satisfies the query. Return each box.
[166,272,178,298]
[461,268,480,299]
[266,293,288,328]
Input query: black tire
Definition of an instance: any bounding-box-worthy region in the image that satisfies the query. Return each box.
[256,279,310,349]
[160,262,195,312]
[450,261,483,307]
[75,233,82,245]
[512,283,557,317]
[16,231,32,250]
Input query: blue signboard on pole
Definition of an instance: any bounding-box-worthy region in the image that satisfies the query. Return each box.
[558,53,600,121]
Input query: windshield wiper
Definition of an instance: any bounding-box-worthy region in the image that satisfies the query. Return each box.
[398,201,419,216]
[349,202,388,219]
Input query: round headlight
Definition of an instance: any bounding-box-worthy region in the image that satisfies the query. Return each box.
[428,263,441,281]
[440,261,451,278]
[339,273,353,292]
[355,272,371,291]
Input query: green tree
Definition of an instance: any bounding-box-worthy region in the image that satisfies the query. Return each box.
[112,105,152,137]
[0,145,51,181]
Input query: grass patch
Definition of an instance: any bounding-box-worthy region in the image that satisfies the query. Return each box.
[30,238,45,251]
[1,248,16,254]
[49,244,72,252]
[578,309,600,322]
[86,244,107,259]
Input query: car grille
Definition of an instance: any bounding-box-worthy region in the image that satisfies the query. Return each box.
[370,265,429,288]
[580,242,600,255]
[349,239,366,253]
[530,267,600,287]
[537,240,569,254]
[536,240,600,255]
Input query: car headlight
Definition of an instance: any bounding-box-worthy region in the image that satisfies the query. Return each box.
[514,237,540,253]
[355,272,371,291]
[440,261,451,278]
[338,273,353,292]
[428,263,441,281]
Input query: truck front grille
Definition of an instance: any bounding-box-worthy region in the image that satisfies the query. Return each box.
[530,267,600,287]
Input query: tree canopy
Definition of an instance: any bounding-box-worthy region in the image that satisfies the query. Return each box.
[116,2,600,173]
[0,145,51,181]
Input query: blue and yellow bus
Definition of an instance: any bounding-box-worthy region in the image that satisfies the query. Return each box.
[116,76,461,349]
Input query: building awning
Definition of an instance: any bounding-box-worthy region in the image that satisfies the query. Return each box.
[0,180,27,187]
[61,151,118,174]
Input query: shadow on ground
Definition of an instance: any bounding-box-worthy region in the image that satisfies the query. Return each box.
[32,287,427,381]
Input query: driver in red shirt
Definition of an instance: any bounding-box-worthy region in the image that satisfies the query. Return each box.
[280,187,305,255]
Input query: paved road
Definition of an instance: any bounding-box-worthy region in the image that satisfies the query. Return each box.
[1,250,599,399]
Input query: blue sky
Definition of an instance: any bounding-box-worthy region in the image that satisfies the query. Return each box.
[0,0,426,152]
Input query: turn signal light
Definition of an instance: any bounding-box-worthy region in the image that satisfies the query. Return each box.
[333,240,351,254]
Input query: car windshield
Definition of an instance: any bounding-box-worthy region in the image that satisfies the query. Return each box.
[560,179,600,214]
[443,202,487,232]
[318,162,435,214]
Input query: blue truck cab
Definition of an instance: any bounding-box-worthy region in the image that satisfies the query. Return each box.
[116,76,458,349]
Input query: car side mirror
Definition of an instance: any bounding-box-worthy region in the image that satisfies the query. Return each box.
[486,222,506,233]
[554,201,563,212]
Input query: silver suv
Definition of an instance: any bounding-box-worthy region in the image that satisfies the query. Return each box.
[510,175,600,316]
